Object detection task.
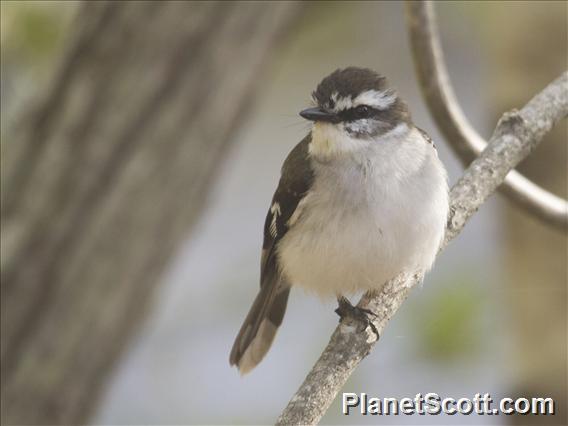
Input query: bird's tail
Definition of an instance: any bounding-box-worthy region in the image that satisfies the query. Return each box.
[229,285,290,374]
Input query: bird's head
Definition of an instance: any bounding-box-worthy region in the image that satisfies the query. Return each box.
[300,68,411,155]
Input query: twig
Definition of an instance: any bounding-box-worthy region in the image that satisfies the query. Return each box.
[406,1,568,231]
[275,72,568,426]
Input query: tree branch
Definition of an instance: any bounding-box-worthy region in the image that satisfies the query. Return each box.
[275,72,568,426]
[406,1,568,231]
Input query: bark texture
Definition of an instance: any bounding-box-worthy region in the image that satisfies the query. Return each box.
[0,2,301,424]
[275,72,568,426]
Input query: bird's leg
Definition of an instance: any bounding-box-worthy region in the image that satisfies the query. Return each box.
[335,296,379,339]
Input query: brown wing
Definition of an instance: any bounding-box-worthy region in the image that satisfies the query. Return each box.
[229,134,314,373]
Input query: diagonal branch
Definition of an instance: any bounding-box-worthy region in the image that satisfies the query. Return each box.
[406,1,568,231]
[275,72,568,426]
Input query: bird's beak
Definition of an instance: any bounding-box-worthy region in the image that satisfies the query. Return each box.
[299,107,339,123]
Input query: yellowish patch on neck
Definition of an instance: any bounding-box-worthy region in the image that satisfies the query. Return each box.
[309,123,361,160]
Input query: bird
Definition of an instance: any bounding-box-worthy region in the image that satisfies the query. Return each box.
[229,67,449,374]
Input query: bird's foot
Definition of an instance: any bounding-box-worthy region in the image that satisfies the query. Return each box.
[335,296,379,339]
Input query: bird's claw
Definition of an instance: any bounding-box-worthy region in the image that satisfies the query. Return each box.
[335,297,380,339]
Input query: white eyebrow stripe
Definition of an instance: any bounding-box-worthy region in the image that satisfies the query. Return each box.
[353,89,397,110]
[331,91,354,110]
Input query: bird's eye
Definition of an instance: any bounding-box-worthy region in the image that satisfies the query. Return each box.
[355,105,372,118]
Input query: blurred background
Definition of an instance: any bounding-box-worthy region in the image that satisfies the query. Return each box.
[1,1,566,425]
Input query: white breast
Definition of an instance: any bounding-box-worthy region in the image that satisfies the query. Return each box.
[276,124,448,298]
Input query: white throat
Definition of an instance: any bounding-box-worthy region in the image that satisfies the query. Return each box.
[308,121,410,161]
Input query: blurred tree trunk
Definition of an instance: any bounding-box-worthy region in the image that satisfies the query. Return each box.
[0,1,301,424]
[485,3,567,424]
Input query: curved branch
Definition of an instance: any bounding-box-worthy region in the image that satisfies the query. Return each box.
[406,1,568,231]
[276,72,568,426]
